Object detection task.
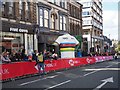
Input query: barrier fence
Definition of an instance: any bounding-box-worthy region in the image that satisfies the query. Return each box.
[0,56,113,81]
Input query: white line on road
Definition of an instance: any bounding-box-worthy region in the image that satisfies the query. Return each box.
[44,80,71,90]
[93,77,114,90]
[84,68,120,71]
[82,62,118,77]
[83,70,98,77]
[19,75,58,86]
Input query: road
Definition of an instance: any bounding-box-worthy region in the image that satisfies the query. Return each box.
[2,58,120,90]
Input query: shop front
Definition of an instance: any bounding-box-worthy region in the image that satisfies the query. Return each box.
[1,21,37,54]
[38,33,59,53]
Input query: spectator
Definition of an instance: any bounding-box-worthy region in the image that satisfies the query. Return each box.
[21,49,28,61]
[52,52,58,60]
[10,50,17,62]
[1,51,11,63]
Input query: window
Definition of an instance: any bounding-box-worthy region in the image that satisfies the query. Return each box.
[44,9,49,27]
[60,16,62,30]
[25,2,30,20]
[83,20,92,25]
[9,2,13,15]
[50,0,57,4]
[63,16,66,30]
[19,0,23,18]
[59,15,66,31]
[2,2,5,12]
[39,8,49,27]
[60,0,65,8]
[82,11,90,16]
[39,8,43,27]
[51,14,55,29]
[83,2,92,7]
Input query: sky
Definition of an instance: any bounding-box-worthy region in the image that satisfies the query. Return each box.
[103,0,119,40]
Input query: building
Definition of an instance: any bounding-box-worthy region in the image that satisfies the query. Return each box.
[67,0,83,50]
[36,0,69,53]
[118,1,120,41]
[1,1,37,54]
[102,36,112,53]
[36,0,83,53]
[78,0,103,53]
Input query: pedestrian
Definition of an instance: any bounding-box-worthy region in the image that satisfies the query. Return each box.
[1,51,11,63]
[37,52,46,75]
[114,53,118,60]
[33,50,38,65]
[52,52,58,60]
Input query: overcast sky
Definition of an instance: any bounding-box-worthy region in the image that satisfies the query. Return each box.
[103,0,119,40]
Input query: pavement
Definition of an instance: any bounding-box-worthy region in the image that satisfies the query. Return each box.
[1,58,120,90]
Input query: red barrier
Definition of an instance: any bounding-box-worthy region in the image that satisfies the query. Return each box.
[0,56,113,80]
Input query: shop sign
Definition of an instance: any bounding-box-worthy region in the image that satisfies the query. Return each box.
[10,28,28,33]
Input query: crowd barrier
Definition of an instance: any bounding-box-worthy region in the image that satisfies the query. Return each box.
[0,56,113,80]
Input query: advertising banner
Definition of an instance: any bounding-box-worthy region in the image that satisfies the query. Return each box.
[0,56,113,80]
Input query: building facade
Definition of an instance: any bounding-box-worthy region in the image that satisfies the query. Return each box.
[37,0,69,53]
[1,1,37,54]
[67,0,83,50]
[36,0,83,53]
[78,0,103,53]
[118,1,120,41]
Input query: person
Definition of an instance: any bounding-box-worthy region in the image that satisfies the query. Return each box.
[43,49,47,60]
[1,51,11,63]
[37,52,46,75]
[32,50,38,65]
[114,53,118,60]
[10,50,17,62]
[52,52,58,60]
[21,49,28,61]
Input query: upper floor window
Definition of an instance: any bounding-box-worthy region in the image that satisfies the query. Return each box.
[59,15,66,31]
[50,0,57,4]
[9,2,13,15]
[39,8,43,27]
[39,8,49,28]
[19,0,23,18]
[83,2,92,7]
[44,9,49,27]
[2,2,5,12]
[82,11,90,16]
[51,14,55,29]
[25,2,30,20]
[60,0,65,8]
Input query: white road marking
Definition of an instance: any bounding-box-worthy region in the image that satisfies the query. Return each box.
[83,70,98,76]
[106,64,114,68]
[56,72,63,74]
[44,80,71,90]
[93,77,113,90]
[19,75,58,86]
[82,62,118,77]
[84,68,120,71]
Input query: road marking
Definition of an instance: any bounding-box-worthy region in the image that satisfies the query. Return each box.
[93,77,113,90]
[83,70,98,76]
[19,75,58,86]
[44,80,71,90]
[84,68,120,71]
[82,62,117,77]
[56,72,63,74]
[106,64,114,68]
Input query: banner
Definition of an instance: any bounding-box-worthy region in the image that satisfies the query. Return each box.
[0,56,113,80]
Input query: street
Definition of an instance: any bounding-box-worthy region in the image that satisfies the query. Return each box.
[2,58,120,90]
